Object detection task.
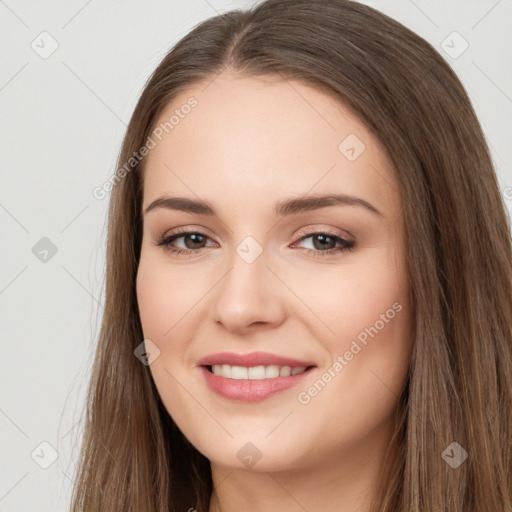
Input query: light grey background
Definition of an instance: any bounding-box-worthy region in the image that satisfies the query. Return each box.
[1,1,511,510]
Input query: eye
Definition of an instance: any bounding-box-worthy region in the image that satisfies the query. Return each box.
[292,230,355,257]
[155,228,355,258]
[155,230,216,256]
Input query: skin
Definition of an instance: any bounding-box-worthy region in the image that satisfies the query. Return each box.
[136,70,414,512]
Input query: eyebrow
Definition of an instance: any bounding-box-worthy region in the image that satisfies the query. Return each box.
[143,193,384,218]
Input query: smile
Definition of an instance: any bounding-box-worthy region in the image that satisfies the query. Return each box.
[208,364,309,379]
[199,365,316,403]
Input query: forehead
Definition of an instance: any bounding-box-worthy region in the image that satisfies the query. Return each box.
[142,72,401,219]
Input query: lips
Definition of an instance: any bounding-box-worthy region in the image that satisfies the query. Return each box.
[196,351,316,368]
[199,366,315,402]
[196,351,317,402]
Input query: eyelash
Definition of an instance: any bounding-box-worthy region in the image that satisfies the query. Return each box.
[155,228,355,258]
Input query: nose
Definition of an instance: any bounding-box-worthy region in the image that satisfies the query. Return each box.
[210,242,286,334]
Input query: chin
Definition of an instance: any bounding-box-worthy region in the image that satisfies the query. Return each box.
[195,436,309,473]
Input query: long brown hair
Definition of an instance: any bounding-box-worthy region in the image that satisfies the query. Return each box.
[70,1,512,510]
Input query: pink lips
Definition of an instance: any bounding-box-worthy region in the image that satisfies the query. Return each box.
[196,351,316,403]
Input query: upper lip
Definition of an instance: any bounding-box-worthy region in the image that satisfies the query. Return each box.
[196,351,316,368]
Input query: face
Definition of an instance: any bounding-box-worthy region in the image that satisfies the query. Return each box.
[136,71,413,474]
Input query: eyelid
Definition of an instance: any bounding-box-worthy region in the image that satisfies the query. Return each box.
[161,225,217,241]
[294,225,354,241]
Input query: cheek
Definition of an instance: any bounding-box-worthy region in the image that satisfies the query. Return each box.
[136,253,203,340]
[293,255,412,424]
[135,255,208,439]
[291,250,412,411]
[292,249,410,354]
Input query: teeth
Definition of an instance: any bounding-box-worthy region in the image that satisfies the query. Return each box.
[248,365,266,379]
[221,364,232,378]
[210,364,308,379]
[231,366,247,379]
[279,366,291,377]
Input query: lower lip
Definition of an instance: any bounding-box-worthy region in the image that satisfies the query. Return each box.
[199,366,315,403]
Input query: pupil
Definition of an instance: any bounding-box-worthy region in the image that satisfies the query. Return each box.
[186,233,205,249]
[313,234,334,250]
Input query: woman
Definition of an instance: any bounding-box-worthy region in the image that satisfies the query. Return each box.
[70,0,512,511]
